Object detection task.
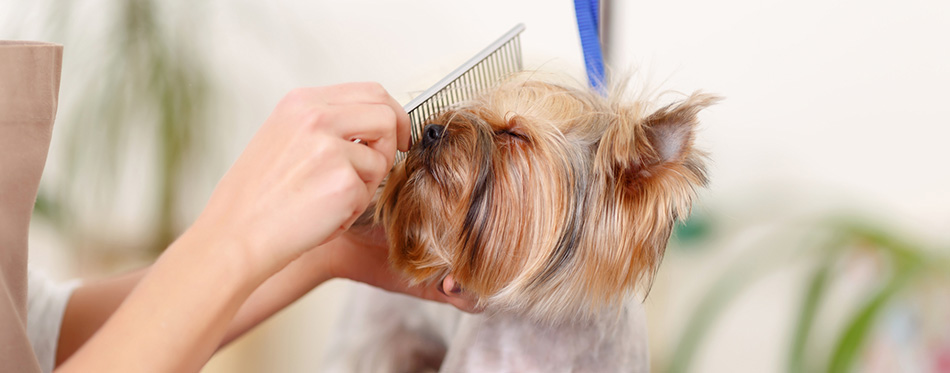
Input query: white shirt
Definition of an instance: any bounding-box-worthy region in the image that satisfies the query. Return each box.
[26,269,79,373]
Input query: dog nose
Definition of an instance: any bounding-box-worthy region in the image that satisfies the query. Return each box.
[421,124,445,146]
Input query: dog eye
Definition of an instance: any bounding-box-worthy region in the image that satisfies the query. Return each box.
[494,130,529,142]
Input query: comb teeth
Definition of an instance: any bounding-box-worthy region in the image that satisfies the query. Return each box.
[398,24,525,162]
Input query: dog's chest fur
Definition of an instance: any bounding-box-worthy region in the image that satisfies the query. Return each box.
[322,284,649,373]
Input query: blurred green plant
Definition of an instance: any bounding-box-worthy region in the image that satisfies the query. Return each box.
[19,0,214,256]
[664,217,949,373]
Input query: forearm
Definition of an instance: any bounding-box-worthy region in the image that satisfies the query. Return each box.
[57,239,334,366]
[56,230,264,373]
[56,268,146,366]
[221,241,332,346]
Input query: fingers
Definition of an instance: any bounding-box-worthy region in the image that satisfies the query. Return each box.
[324,143,385,238]
[339,138,389,191]
[323,103,399,169]
[327,232,481,313]
[317,82,411,152]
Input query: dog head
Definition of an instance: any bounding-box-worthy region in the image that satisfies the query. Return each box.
[378,76,716,322]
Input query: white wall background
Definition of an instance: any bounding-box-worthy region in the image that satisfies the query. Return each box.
[4,0,948,371]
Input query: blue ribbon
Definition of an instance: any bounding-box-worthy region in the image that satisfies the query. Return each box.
[574,0,606,93]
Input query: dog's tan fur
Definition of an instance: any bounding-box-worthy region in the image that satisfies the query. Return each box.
[378,75,716,322]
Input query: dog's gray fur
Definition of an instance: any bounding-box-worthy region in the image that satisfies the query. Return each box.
[322,283,649,373]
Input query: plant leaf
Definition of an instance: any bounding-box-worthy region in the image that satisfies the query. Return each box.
[788,259,833,373]
[666,248,786,373]
[825,261,916,373]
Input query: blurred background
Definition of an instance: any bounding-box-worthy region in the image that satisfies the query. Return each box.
[3,0,949,371]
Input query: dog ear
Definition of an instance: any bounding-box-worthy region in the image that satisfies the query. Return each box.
[590,93,717,293]
[598,93,717,190]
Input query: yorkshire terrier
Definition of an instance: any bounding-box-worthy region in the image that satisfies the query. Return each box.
[324,75,716,372]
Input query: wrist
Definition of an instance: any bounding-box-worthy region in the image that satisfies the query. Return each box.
[318,232,384,283]
[173,222,272,288]
[307,238,341,282]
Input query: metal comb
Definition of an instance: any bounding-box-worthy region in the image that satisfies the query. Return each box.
[397,23,525,161]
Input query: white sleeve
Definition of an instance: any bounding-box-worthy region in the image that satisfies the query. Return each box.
[27,268,81,373]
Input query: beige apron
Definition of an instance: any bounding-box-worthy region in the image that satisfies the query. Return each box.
[0,40,63,373]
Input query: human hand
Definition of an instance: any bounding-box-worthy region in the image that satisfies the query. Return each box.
[191,83,411,277]
[321,224,480,313]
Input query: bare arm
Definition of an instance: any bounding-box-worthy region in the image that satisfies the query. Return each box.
[53,83,411,373]
[56,226,477,367]
[55,231,261,372]
[56,268,145,366]
[56,241,331,369]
